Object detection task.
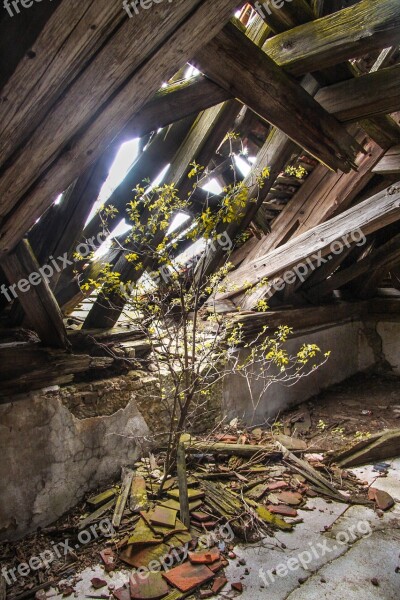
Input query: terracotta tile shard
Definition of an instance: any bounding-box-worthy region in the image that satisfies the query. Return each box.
[276,491,303,506]
[100,547,116,572]
[190,511,210,523]
[231,582,243,592]
[266,481,288,491]
[113,585,131,600]
[267,504,298,517]
[150,505,178,529]
[199,591,214,599]
[91,578,108,589]
[162,562,215,592]
[167,489,205,501]
[209,558,229,573]
[368,488,395,511]
[212,577,228,594]
[120,543,170,569]
[188,548,220,564]
[130,571,170,600]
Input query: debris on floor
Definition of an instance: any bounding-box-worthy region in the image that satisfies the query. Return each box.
[2,382,399,600]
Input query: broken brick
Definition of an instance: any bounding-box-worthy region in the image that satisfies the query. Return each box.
[100,547,116,572]
[212,577,227,594]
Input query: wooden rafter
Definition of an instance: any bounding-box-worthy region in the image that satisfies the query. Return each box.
[1,240,70,349]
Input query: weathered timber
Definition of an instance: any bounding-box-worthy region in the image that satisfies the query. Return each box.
[130,476,149,513]
[216,183,400,300]
[113,469,134,528]
[225,302,367,341]
[0,344,113,398]
[372,145,400,174]
[333,429,400,468]
[177,442,190,528]
[186,441,280,459]
[1,240,70,348]
[243,134,385,265]
[193,23,361,173]
[263,0,400,77]
[315,64,400,122]
[250,0,314,33]
[0,0,241,257]
[305,231,400,299]
[0,0,124,168]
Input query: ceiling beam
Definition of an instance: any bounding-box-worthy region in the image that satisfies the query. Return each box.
[192,23,361,173]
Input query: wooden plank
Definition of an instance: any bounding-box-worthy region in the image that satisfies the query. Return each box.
[305,231,400,299]
[263,0,400,77]
[1,240,70,348]
[315,64,400,122]
[130,476,149,513]
[216,183,400,300]
[177,442,190,528]
[372,145,400,174]
[113,469,134,529]
[0,0,241,257]
[0,0,124,168]
[193,23,361,173]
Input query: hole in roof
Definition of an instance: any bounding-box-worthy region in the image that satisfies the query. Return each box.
[92,219,131,260]
[85,138,140,226]
[234,154,251,177]
[168,212,190,235]
[201,178,223,195]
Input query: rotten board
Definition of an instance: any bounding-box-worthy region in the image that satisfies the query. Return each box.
[263,0,400,77]
[193,23,360,173]
[130,476,149,513]
[215,182,400,301]
[112,470,134,528]
[1,240,70,349]
[373,145,400,175]
[315,64,400,122]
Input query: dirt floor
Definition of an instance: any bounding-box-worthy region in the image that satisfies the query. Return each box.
[276,372,400,454]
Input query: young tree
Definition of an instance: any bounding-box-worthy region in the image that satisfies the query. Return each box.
[80,156,330,487]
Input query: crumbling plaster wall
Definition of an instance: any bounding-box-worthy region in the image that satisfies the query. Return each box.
[376,320,400,375]
[0,373,161,542]
[222,320,377,424]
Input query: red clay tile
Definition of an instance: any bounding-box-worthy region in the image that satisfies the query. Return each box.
[130,571,169,600]
[163,562,214,592]
[212,577,227,593]
[276,491,303,506]
[266,481,288,491]
[113,585,131,600]
[149,505,177,529]
[267,504,298,517]
[100,548,116,572]
[368,487,395,511]
[231,582,243,592]
[188,548,220,564]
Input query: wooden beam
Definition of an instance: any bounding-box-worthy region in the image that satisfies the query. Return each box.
[242,133,385,265]
[315,64,400,122]
[1,240,70,348]
[250,0,314,33]
[305,231,400,299]
[372,145,400,174]
[0,0,241,258]
[193,23,361,173]
[263,0,400,77]
[216,182,400,300]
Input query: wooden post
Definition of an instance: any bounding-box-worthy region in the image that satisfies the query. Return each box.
[177,440,190,528]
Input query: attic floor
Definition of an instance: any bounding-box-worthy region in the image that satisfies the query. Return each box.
[44,458,400,600]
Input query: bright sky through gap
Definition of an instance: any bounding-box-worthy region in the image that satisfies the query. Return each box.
[85,139,140,226]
